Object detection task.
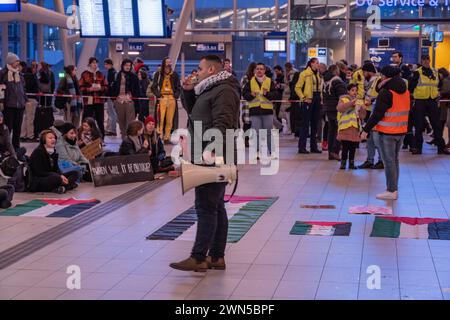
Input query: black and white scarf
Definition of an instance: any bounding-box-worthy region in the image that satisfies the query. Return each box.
[194,71,232,96]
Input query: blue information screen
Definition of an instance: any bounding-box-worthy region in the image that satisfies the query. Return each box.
[77,0,167,38]
[0,0,20,12]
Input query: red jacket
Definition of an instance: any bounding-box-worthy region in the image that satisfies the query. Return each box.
[78,70,108,105]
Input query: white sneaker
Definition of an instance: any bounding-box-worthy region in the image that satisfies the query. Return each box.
[376,191,398,200]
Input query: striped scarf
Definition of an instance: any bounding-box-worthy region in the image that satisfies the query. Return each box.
[66,75,82,114]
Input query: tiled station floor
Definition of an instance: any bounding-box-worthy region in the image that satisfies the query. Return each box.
[1,132,450,300]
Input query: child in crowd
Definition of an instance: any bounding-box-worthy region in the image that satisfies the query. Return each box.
[337,83,367,170]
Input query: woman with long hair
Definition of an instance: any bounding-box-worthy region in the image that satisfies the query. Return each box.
[56,65,83,127]
[78,117,102,149]
[119,120,150,155]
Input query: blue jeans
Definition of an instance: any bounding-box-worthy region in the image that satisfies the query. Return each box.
[191,182,228,262]
[250,114,273,154]
[366,132,381,164]
[105,99,117,133]
[373,132,404,193]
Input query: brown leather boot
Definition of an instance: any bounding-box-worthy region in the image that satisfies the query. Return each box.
[206,256,226,270]
[169,257,208,272]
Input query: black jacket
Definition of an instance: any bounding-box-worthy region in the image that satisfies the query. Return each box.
[363,76,408,133]
[182,75,240,164]
[111,71,140,109]
[23,68,39,100]
[29,145,61,178]
[151,71,181,99]
[106,68,116,96]
[242,77,278,116]
[119,136,149,156]
[0,67,27,109]
[0,125,16,158]
[322,71,347,115]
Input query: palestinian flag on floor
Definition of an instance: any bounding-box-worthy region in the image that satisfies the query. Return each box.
[371,217,450,240]
[290,221,352,236]
[147,195,278,242]
[0,198,100,218]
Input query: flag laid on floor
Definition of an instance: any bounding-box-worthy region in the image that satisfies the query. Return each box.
[300,204,336,209]
[146,195,278,242]
[371,217,450,239]
[349,205,393,216]
[290,221,352,236]
[0,198,100,218]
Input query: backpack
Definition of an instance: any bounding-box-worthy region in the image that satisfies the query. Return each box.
[0,156,20,177]
[6,163,27,192]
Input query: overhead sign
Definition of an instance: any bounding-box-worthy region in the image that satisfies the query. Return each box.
[78,0,167,38]
[308,47,329,64]
[129,42,145,52]
[356,0,450,6]
[318,48,327,57]
[90,154,154,187]
[196,43,225,53]
[0,0,20,12]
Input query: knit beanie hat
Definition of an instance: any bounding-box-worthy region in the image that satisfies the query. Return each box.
[145,115,156,126]
[362,63,377,74]
[6,52,19,65]
[380,65,401,78]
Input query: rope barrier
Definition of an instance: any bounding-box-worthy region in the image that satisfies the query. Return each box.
[23,92,450,104]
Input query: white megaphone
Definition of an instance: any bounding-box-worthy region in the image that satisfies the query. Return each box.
[181,162,237,195]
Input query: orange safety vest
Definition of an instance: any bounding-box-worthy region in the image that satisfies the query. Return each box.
[375,90,410,134]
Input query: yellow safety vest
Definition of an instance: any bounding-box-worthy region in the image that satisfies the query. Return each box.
[413,67,439,100]
[338,95,359,131]
[365,75,382,112]
[350,69,365,99]
[249,77,273,110]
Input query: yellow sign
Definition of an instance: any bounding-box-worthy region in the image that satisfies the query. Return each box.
[308,48,317,58]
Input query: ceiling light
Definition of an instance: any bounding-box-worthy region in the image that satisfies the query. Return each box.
[128,51,140,55]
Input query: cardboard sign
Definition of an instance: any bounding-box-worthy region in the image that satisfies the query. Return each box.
[81,138,103,160]
[89,154,154,187]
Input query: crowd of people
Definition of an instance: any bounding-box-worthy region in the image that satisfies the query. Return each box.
[0,53,177,206]
[1,49,450,206]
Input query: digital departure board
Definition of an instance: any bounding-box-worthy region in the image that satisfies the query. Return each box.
[0,0,20,12]
[77,0,167,38]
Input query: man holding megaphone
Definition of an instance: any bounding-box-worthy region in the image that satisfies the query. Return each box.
[169,55,240,272]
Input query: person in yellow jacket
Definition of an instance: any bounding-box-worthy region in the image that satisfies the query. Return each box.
[243,62,278,158]
[337,84,367,170]
[409,55,450,155]
[295,58,322,153]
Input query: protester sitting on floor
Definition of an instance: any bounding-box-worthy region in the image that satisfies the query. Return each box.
[54,122,92,182]
[0,174,14,208]
[119,120,150,155]
[77,117,102,149]
[28,130,79,194]
[143,115,173,173]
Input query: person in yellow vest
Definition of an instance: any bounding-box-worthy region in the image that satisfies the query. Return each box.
[150,57,181,143]
[243,62,278,158]
[295,58,323,153]
[337,84,367,170]
[358,68,384,170]
[409,55,450,155]
[361,66,411,200]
